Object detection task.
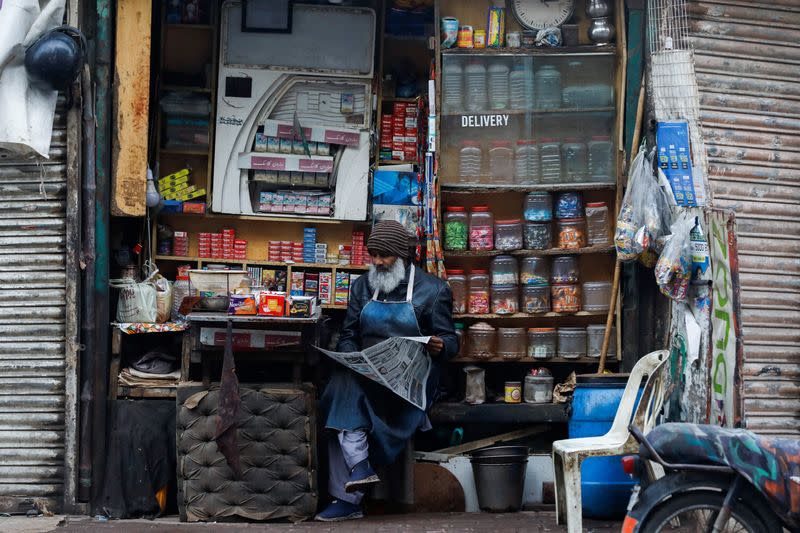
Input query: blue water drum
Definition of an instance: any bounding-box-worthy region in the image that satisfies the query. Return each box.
[568,375,642,518]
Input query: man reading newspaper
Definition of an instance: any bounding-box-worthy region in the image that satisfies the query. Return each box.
[316,221,458,522]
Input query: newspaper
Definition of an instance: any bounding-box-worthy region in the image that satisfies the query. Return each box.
[317,336,431,410]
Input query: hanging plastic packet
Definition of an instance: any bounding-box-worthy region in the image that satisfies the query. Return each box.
[655,213,694,302]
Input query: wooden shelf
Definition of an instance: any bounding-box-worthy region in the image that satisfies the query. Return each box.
[441,44,616,57]
[379,160,419,166]
[441,182,616,193]
[429,401,568,425]
[441,107,614,117]
[453,311,608,319]
[117,385,177,399]
[154,255,369,271]
[159,147,209,156]
[159,211,359,225]
[443,245,615,258]
[450,357,618,364]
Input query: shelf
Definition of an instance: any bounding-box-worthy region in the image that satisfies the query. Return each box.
[379,160,419,166]
[443,245,615,258]
[441,182,616,193]
[385,34,430,43]
[189,310,321,325]
[162,85,212,93]
[441,107,614,117]
[158,211,356,225]
[453,311,608,319]
[381,97,421,103]
[154,255,369,271]
[117,385,176,399]
[166,23,212,30]
[441,44,616,57]
[159,147,209,157]
[429,401,568,425]
[450,357,618,364]
[322,304,349,310]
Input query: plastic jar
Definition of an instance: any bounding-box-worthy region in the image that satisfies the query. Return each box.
[490,255,519,285]
[488,141,514,184]
[524,192,552,222]
[588,136,614,182]
[444,206,469,251]
[491,284,519,315]
[496,327,526,360]
[552,283,582,313]
[488,62,511,110]
[447,269,467,314]
[582,281,613,311]
[558,327,587,358]
[469,206,494,250]
[522,285,551,314]
[551,255,580,284]
[467,322,496,359]
[459,141,483,184]
[514,140,539,184]
[587,324,617,358]
[524,222,553,250]
[539,138,562,183]
[509,62,534,111]
[468,269,491,314]
[465,60,488,112]
[528,328,557,359]
[494,219,523,251]
[171,274,193,321]
[520,256,550,285]
[556,217,588,249]
[554,191,584,219]
[454,322,466,357]
[562,138,588,182]
[535,65,562,109]
[585,202,611,246]
[524,372,554,403]
[442,60,464,114]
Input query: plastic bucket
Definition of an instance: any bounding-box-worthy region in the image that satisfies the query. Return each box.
[470,446,528,512]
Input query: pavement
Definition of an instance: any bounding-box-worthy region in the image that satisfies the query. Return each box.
[0,513,620,533]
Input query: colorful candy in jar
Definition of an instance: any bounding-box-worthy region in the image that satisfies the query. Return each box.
[554,191,583,219]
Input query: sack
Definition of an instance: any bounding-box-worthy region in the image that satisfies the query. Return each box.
[654,213,694,302]
[111,279,157,323]
[154,276,173,324]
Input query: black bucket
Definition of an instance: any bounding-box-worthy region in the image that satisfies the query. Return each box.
[470,446,528,512]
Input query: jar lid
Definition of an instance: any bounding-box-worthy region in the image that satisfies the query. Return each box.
[462,140,481,147]
[539,137,557,142]
[471,269,488,274]
[495,219,522,224]
[490,140,512,147]
[471,205,490,212]
[585,202,607,208]
[516,139,536,145]
[469,321,495,330]
[447,269,465,275]
[528,327,556,332]
[498,327,526,334]
[505,381,522,386]
[564,137,582,142]
[591,135,611,141]
[446,205,466,211]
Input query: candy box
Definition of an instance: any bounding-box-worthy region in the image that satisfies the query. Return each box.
[287,296,317,318]
[257,291,286,316]
[228,294,257,315]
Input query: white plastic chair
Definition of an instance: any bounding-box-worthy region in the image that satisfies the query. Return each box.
[552,349,671,533]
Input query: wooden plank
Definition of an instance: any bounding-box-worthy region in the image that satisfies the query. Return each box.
[112,0,152,216]
[432,426,549,456]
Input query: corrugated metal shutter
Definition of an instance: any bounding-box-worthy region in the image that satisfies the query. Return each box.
[689,1,800,436]
[0,99,68,511]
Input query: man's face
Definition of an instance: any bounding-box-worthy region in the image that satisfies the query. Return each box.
[370,253,398,272]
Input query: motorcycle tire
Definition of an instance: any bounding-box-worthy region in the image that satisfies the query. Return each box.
[640,490,767,533]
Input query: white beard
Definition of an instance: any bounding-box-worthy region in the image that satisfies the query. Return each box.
[367,260,406,295]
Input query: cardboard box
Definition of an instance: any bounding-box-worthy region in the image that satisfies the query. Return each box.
[199,326,300,348]
[287,296,317,318]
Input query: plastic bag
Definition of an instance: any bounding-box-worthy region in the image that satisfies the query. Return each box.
[654,213,694,302]
[153,275,173,324]
[111,279,157,323]
[463,365,486,405]
[615,149,672,263]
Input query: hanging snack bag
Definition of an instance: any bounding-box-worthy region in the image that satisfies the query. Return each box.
[654,213,694,302]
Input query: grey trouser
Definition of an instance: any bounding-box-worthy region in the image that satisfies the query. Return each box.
[327,430,368,505]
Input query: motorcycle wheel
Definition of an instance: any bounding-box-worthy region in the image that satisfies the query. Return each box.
[640,491,766,533]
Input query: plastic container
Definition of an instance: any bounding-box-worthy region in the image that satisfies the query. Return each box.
[489,141,514,184]
[444,206,469,251]
[509,62,534,111]
[555,191,584,219]
[524,373,554,403]
[528,328,557,359]
[465,60,488,112]
[588,136,614,182]
[490,255,519,285]
[582,281,613,311]
[552,283,582,313]
[459,141,483,184]
[171,274,193,321]
[514,140,539,184]
[562,138,588,182]
[471,446,528,512]
[524,192,552,222]
[443,60,464,114]
[585,202,611,246]
[488,62,510,110]
[587,324,617,358]
[467,322,496,359]
[454,322,466,357]
[468,269,491,314]
[496,327,526,359]
[520,256,550,285]
[558,326,587,358]
[524,222,553,250]
[551,255,579,284]
[469,206,494,251]
[539,138,562,183]
[522,285,551,314]
[494,219,523,251]
[535,65,561,109]
[556,217,588,249]
[491,284,519,315]
[448,269,467,314]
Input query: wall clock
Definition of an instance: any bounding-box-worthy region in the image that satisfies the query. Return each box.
[510,0,575,30]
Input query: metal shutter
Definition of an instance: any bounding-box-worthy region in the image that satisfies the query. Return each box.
[0,100,69,511]
[690,1,800,436]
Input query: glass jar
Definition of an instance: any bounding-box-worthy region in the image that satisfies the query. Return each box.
[491,284,519,315]
[447,269,467,314]
[465,60,488,112]
[488,61,510,110]
[494,219,523,251]
[528,328,557,359]
[582,281,613,311]
[488,141,514,184]
[454,322,465,357]
[558,327,587,358]
[562,138,588,182]
[468,269,490,314]
[490,255,519,285]
[551,255,579,284]
[535,65,562,109]
[459,141,482,184]
[442,60,464,114]
[552,283,582,313]
[539,138,562,183]
[522,285,551,314]
[469,206,494,250]
[514,140,539,184]
[496,327,526,360]
[588,136,614,182]
[556,217,588,249]
[587,324,617,358]
[524,222,553,250]
[554,191,583,219]
[524,192,552,222]
[444,206,469,251]
[467,322,496,360]
[585,202,611,245]
[520,256,550,285]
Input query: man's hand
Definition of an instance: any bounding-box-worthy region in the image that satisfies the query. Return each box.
[427,336,444,357]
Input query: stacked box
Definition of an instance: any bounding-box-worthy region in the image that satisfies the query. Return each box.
[351,231,366,266]
[379,113,393,161]
[314,243,328,264]
[303,227,317,264]
[173,231,189,257]
[319,272,332,304]
[268,240,281,262]
[290,271,305,296]
[404,104,419,161]
[292,242,304,263]
[258,191,333,215]
[334,272,350,305]
[234,239,247,261]
[303,272,319,298]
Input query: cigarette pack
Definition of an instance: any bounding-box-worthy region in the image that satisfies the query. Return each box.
[290,271,305,296]
[319,272,332,304]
